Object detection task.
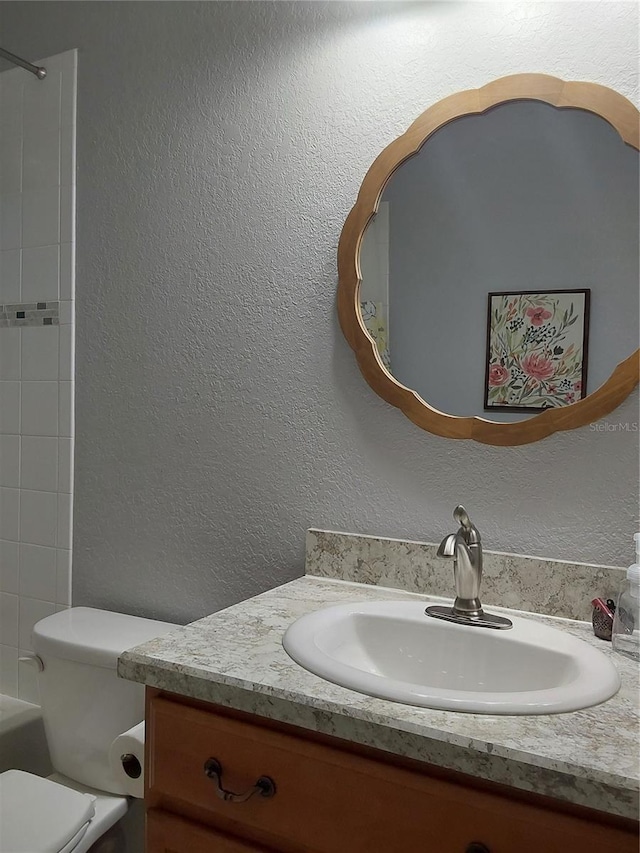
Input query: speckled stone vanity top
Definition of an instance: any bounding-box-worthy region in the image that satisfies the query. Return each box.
[118,575,639,820]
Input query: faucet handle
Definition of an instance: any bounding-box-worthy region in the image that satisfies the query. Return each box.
[453,505,481,544]
[453,505,472,528]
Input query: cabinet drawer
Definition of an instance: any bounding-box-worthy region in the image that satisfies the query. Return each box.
[147,695,637,853]
[147,809,272,852]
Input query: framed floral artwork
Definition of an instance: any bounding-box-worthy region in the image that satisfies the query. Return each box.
[484,290,590,412]
[361,300,391,370]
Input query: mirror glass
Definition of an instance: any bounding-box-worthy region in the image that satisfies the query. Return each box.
[359,101,639,423]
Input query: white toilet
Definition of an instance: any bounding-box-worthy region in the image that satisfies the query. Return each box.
[0,607,177,853]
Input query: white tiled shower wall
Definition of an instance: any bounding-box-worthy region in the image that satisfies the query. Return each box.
[0,50,76,700]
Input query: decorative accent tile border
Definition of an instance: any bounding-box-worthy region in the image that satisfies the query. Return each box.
[0,302,60,328]
[305,528,626,622]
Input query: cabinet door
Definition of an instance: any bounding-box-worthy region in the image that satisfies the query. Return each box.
[147,696,638,853]
[147,809,271,853]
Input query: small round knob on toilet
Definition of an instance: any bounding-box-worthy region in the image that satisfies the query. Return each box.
[18,654,45,672]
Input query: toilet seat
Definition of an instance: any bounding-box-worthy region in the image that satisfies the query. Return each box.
[57,826,91,853]
[0,770,95,853]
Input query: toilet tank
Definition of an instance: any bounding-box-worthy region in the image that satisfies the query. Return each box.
[32,607,178,794]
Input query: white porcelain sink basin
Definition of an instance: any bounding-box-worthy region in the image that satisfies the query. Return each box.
[283,601,620,715]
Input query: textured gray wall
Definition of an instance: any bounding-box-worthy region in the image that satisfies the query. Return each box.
[384,101,639,419]
[1,2,637,624]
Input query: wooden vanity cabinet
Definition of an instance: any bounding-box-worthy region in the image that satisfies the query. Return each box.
[147,810,272,852]
[145,690,638,853]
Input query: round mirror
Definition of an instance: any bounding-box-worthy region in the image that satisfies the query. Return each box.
[338,74,639,445]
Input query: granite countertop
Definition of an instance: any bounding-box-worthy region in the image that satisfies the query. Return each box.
[118,576,639,820]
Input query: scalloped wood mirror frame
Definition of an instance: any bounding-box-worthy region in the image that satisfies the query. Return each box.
[337,74,639,446]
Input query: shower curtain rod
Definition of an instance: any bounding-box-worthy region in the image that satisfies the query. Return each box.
[0,46,46,79]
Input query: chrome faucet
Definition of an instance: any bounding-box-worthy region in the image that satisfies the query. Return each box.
[425,505,512,629]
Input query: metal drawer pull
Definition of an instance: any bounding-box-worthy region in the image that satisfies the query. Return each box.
[204,758,276,802]
[465,844,490,853]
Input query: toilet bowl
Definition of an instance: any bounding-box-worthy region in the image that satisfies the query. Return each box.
[0,608,177,853]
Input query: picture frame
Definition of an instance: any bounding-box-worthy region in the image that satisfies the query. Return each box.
[484,289,590,413]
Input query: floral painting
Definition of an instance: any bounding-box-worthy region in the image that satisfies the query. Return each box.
[361,300,391,369]
[484,290,590,412]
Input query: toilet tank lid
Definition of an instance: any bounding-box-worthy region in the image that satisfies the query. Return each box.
[33,607,179,669]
